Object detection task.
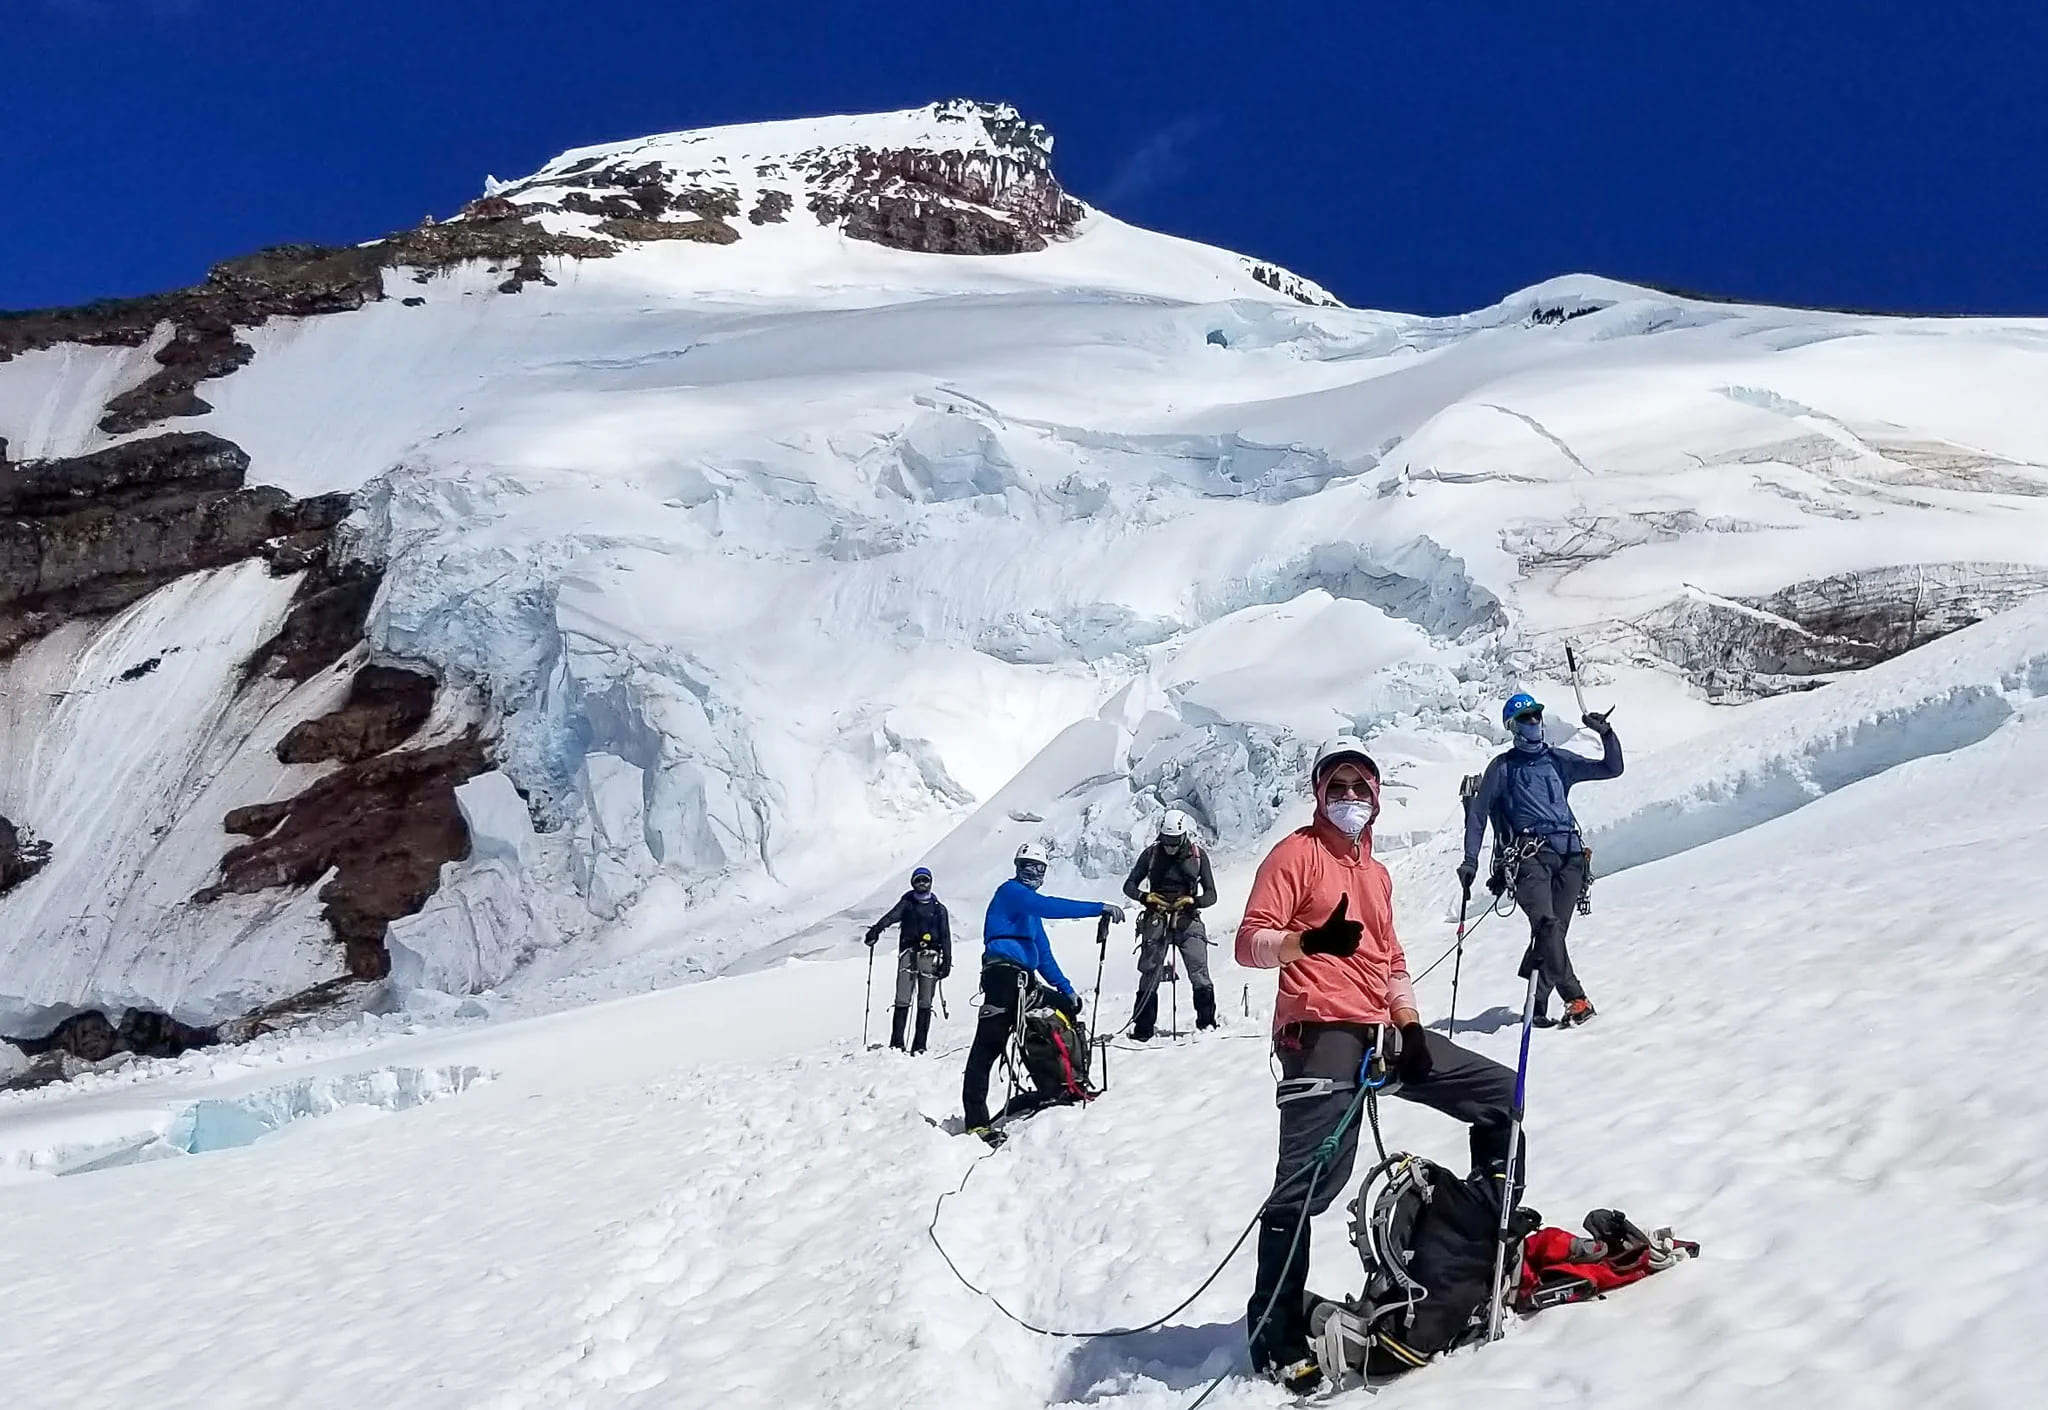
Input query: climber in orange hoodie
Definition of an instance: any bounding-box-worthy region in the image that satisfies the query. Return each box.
[1235,736,1518,1393]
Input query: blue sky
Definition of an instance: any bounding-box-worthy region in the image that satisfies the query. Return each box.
[4,1,2043,314]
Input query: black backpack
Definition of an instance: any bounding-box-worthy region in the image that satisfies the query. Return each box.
[1017,1004,1094,1101]
[1308,1152,1527,1377]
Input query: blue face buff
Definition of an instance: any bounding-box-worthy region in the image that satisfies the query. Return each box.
[1513,715,1546,749]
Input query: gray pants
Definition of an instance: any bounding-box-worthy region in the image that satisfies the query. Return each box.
[1247,1021,1517,1369]
[1511,845,1588,1010]
[894,948,941,1008]
[1135,910,1211,1003]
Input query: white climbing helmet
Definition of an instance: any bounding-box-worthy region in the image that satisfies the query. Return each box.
[1014,839,1050,867]
[1313,735,1380,783]
[1159,808,1195,841]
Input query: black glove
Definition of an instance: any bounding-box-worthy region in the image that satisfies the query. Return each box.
[1455,860,1477,894]
[1298,895,1362,958]
[1048,989,1080,1018]
[1582,710,1613,736]
[1102,904,1128,925]
[936,962,951,981]
[1398,1022,1433,1083]
[863,932,880,948]
[1487,863,1506,897]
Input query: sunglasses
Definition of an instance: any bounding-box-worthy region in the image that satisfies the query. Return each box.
[1324,779,1374,799]
[1513,710,1544,723]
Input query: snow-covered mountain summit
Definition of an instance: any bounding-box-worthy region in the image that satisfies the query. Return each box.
[488,99,1085,256]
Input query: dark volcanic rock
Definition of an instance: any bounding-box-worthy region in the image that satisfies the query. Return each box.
[592,216,740,245]
[14,1010,118,1061]
[98,321,256,435]
[223,800,291,837]
[0,429,244,512]
[243,556,383,683]
[0,815,53,895]
[2,1006,219,1087]
[276,664,436,765]
[748,190,793,225]
[1,221,616,440]
[0,433,339,657]
[199,730,489,978]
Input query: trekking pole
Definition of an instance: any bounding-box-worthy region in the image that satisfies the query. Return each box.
[862,941,877,1049]
[1565,643,1589,717]
[1449,884,1471,1039]
[1168,957,1180,1040]
[1089,911,1112,1041]
[1487,967,1542,1342]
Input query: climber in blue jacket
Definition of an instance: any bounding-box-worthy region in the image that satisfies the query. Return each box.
[961,840,1125,1138]
[1458,692,1623,1029]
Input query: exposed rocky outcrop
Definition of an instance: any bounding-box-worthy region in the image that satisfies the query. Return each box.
[0,815,52,895]
[198,699,488,979]
[496,100,1093,259]
[1,219,614,440]
[1,1005,222,1092]
[275,664,435,765]
[0,432,351,657]
[1250,262,1343,308]
[592,216,740,245]
[9,1006,217,1063]
[245,554,384,683]
[1633,562,2048,701]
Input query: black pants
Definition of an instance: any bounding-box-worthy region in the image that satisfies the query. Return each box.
[1246,1022,1517,1370]
[961,963,1032,1129]
[1512,845,1589,1011]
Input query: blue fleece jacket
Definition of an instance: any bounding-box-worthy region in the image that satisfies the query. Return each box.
[981,878,1105,996]
[1463,729,1624,863]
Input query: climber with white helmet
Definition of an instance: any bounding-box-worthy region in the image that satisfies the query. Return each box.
[1236,735,1517,1391]
[1121,807,1221,1037]
[961,840,1126,1142]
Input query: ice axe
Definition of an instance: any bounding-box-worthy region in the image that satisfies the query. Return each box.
[1565,643,1614,727]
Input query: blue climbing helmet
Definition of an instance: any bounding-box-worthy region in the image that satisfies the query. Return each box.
[1502,692,1544,726]
[910,866,934,889]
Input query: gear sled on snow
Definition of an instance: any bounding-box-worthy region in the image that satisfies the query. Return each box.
[1305,1152,1699,1385]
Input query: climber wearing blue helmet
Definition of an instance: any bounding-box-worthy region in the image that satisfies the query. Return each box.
[1459,689,1623,1028]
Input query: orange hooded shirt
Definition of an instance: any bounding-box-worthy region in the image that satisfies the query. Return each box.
[1236,767,1416,1031]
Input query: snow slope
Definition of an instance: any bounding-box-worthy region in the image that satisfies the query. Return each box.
[0,606,2043,1407]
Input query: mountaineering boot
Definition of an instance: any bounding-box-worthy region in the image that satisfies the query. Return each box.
[889,1004,910,1050]
[969,1124,1007,1149]
[1264,1354,1324,1395]
[1131,991,1160,1043]
[1248,1215,1316,1388]
[1560,998,1597,1029]
[911,1006,933,1055]
[1192,984,1218,1030]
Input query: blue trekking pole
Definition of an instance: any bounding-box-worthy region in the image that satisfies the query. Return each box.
[1487,967,1541,1342]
